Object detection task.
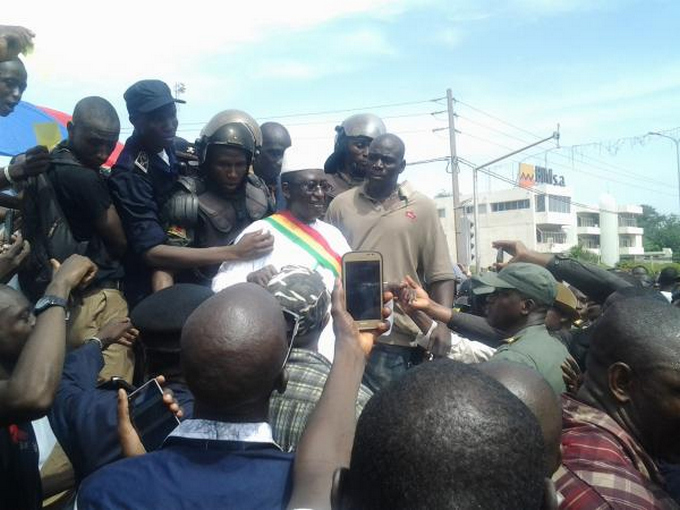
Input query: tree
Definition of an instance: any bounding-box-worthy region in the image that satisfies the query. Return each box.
[639,205,680,261]
[567,243,602,265]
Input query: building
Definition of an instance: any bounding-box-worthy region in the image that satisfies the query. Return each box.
[435,182,645,269]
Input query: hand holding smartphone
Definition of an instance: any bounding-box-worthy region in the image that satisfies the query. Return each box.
[127,378,180,452]
[342,251,384,330]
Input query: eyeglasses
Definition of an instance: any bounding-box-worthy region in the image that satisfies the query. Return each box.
[296,180,332,194]
[280,308,302,370]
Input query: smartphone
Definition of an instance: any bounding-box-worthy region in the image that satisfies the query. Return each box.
[3,209,15,244]
[128,378,180,452]
[342,251,383,330]
[495,248,505,269]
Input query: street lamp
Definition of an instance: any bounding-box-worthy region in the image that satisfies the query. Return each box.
[648,131,680,213]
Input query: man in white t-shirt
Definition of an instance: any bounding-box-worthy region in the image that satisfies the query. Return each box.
[213,161,351,360]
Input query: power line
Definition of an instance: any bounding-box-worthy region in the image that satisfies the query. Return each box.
[455,109,669,186]
[458,129,673,193]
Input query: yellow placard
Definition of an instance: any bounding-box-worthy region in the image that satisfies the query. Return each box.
[33,122,63,151]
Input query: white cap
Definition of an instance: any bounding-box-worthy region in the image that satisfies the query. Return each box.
[280,144,323,175]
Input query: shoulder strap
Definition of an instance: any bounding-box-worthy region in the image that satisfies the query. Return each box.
[264,212,341,276]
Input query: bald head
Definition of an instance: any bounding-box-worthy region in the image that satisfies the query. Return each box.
[479,361,562,475]
[255,122,292,183]
[180,283,289,415]
[589,297,680,374]
[371,133,405,161]
[72,96,120,133]
[68,96,120,169]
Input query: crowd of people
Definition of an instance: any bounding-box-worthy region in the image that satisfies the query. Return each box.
[1,24,680,510]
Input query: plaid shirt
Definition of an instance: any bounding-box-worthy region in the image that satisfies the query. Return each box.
[554,395,678,509]
[269,348,373,452]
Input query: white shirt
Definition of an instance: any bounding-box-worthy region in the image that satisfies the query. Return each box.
[212,217,351,361]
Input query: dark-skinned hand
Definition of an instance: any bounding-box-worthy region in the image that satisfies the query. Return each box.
[8,146,51,182]
[0,25,34,60]
[117,375,183,458]
[232,230,274,260]
[97,318,139,350]
[331,278,392,359]
[0,234,29,283]
[246,264,278,288]
[49,255,98,292]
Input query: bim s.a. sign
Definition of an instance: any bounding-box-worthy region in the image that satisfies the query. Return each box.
[518,163,566,188]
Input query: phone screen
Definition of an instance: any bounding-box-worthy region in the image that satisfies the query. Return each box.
[345,259,382,321]
[128,379,180,452]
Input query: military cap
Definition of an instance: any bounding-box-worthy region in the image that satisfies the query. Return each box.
[131,284,213,351]
[266,265,330,337]
[472,263,557,306]
[124,79,185,116]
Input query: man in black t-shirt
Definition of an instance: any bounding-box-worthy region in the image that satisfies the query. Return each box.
[21,97,133,382]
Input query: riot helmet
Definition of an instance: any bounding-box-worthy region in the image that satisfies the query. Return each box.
[324,113,386,174]
[196,109,262,165]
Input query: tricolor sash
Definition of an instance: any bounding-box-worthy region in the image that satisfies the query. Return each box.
[264,211,342,276]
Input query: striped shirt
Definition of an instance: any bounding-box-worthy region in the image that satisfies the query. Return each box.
[269,348,373,452]
[554,395,678,509]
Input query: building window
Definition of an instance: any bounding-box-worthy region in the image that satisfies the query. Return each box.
[535,195,545,212]
[620,236,633,248]
[619,215,638,227]
[464,204,487,215]
[548,195,571,214]
[537,230,567,244]
[491,199,530,212]
[578,215,598,227]
[438,208,446,218]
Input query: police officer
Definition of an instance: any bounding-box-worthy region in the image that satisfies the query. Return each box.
[109,81,273,305]
[323,113,386,203]
[157,111,275,286]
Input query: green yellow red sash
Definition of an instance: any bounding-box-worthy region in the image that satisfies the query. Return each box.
[264,211,342,276]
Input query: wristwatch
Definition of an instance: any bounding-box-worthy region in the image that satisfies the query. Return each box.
[34,295,68,316]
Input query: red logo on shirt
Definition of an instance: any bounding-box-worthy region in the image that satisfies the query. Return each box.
[406,211,417,221]
[8,424,27,444]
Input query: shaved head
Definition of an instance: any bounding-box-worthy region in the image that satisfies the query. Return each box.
[180,283,289,414]
[371,133,405,161]
[584,297,680,460]
[255,122,292,183]
[72,96,120,134]
[588,297,680,373]
[480,361,562,475]
[68,96,120,168]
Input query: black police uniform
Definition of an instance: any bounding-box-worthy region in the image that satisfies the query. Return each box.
[109,135,179,306]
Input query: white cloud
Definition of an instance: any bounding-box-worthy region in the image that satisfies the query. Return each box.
[8,0,412,87]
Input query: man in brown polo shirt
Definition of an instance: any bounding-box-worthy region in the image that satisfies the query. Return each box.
[326,133,456,391]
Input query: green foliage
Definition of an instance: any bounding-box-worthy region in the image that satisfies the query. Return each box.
[567,243,603,266]
[639,204,680,262]
[616,260,680,277]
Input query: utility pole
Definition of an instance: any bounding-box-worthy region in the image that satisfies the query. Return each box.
[472,129,560,272]
[446,89,466,263]
[648,132,680,213]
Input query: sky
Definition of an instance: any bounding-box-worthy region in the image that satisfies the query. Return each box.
[6,0,680,213]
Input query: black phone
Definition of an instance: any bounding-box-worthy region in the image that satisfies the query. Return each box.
[4,209,15,244]
[342,251,384,330]
[128,379,180,452]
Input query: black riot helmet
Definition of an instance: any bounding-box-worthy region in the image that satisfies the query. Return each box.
[196,110,261,167]
[324,113,386,174]
[196,121,257,168]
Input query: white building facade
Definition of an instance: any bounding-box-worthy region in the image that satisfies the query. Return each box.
[435,183,644,269]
